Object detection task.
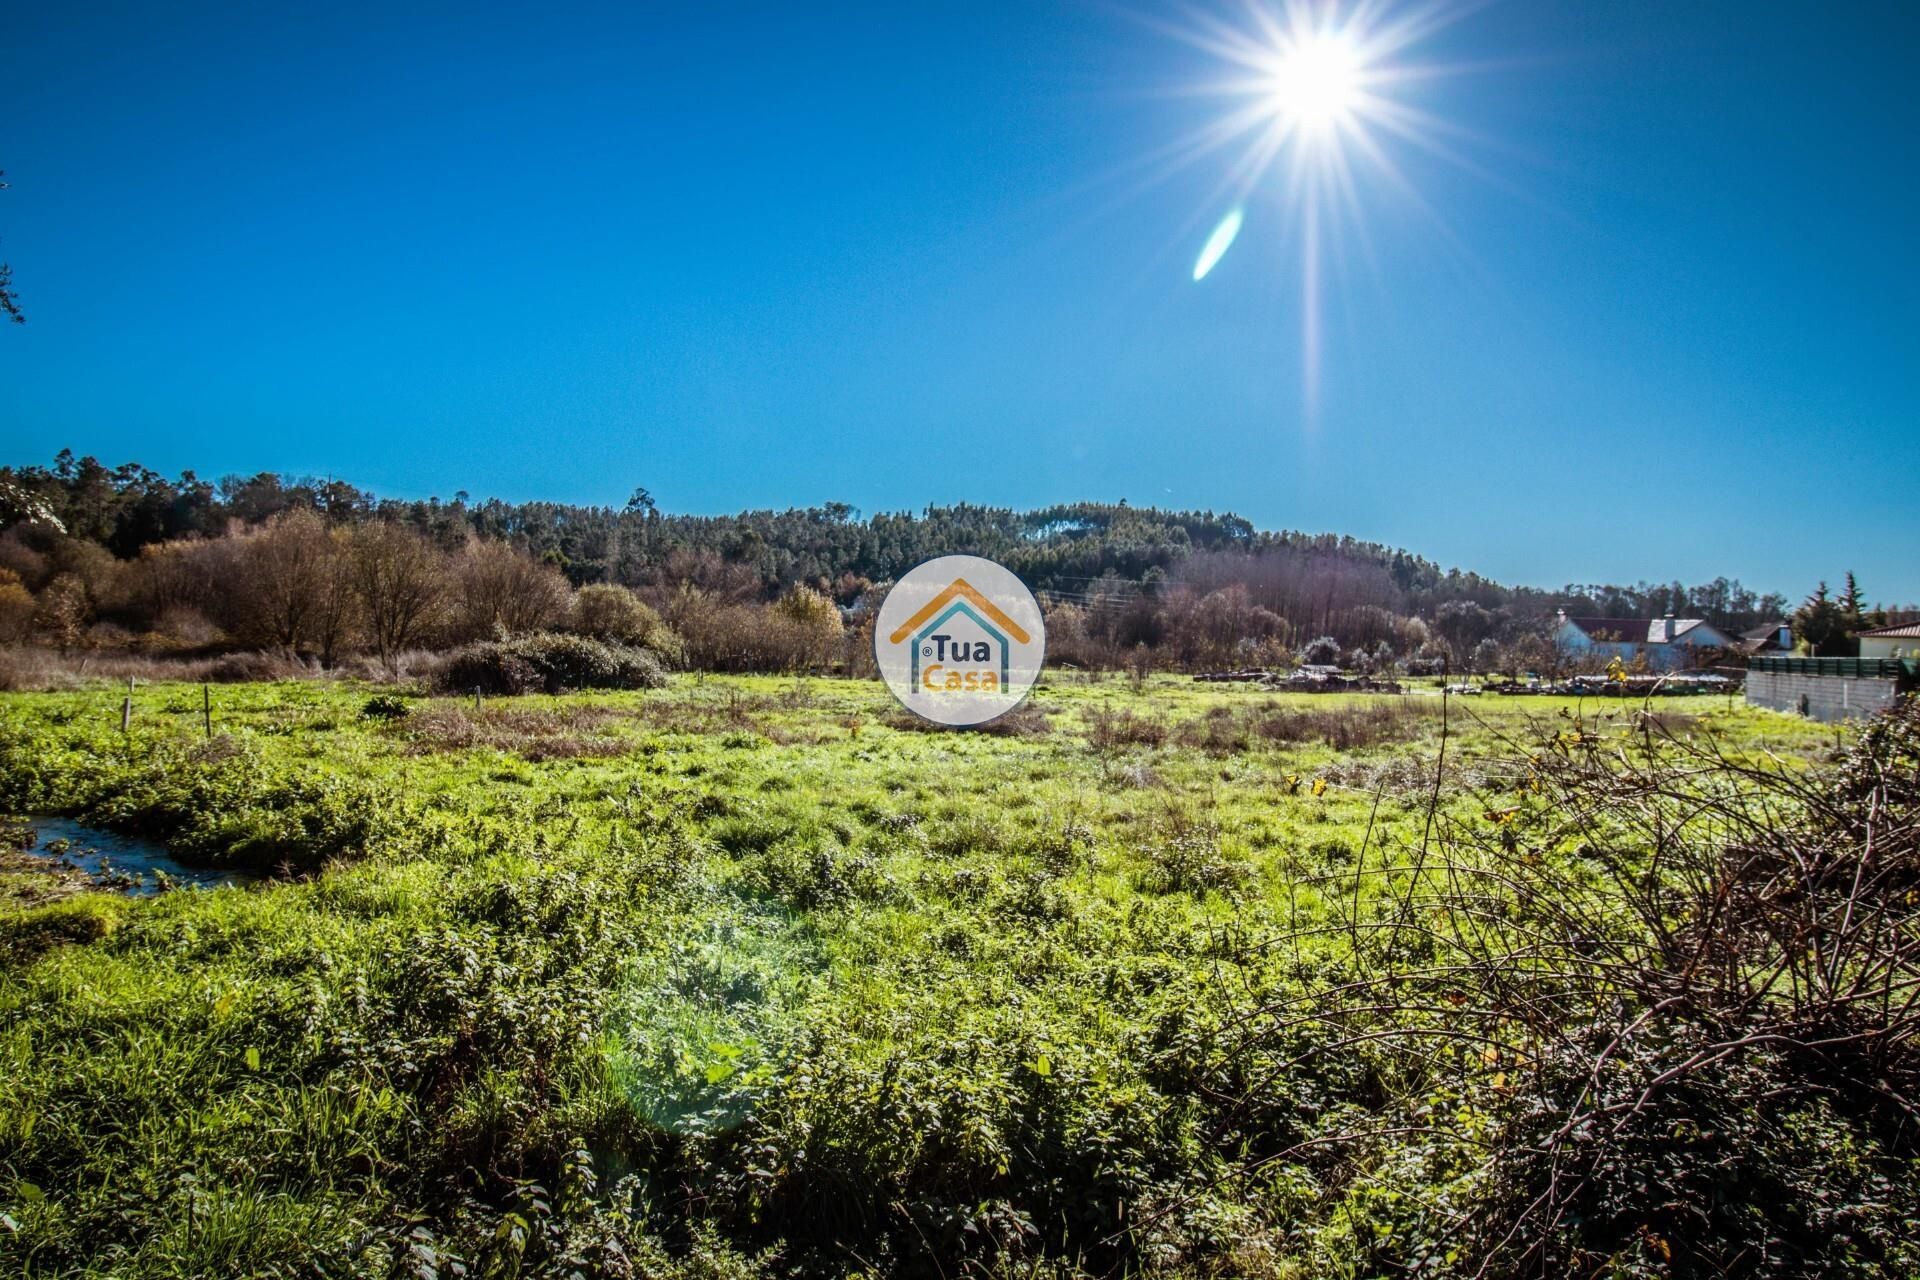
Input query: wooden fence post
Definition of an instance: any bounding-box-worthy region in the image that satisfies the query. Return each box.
[204,683,213,738]
[121,676,133,733]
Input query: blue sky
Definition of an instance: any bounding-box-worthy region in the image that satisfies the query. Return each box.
[3,1,1915,601]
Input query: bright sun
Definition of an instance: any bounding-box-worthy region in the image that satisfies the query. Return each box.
[1266,32,1361,131]
[1153,1,1488,417]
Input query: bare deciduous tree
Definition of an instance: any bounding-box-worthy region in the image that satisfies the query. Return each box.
[450,538,570,640]
[349,522,444,668]
[33,573,89,653]
[236,509,335,650]
[310,528,359,668]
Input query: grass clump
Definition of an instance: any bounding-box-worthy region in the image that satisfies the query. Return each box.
[360,693,411,720]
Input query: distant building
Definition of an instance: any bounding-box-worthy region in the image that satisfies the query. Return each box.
[1554,609,1735,671]
[1739,621,1794,655]
[1855,620,1920,660]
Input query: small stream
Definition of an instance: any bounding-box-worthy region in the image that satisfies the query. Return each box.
[6,818,259,895]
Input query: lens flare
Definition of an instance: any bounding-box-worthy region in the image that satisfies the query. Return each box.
[1192,206,1245,281]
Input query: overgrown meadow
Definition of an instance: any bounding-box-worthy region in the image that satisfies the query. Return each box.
[3,676,1914,1279]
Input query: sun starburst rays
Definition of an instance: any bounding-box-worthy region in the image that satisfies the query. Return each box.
[1123,1,1495,422]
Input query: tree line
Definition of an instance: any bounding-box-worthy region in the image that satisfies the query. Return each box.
[3,450,1900,674]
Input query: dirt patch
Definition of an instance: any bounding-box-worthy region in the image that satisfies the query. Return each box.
[0,845,95,909]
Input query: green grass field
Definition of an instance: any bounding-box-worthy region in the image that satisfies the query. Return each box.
[0,675,1889,1278]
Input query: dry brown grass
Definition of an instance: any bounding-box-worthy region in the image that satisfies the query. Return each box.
[1083,705,1170,749]
[0,646,315,691]
[0,645,449,691]
[634,688,781,735]
[1176,697,1435,754]
[882,701,1053,737]
[399,703,631,760]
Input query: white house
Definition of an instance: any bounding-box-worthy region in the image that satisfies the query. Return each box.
[1554,610,1735,671]
[1855,620,1920,660]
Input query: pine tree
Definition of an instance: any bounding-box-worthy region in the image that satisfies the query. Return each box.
[1837,572,1869,654]
[1794,581,1845,656]
[1841,572,1866,621]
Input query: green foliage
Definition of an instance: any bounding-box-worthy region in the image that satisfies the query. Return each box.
[360,693,410,720]
[1796,580,1849,655]
[0,675,1873,1278]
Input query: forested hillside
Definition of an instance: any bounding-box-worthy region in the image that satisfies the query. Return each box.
[0,450,1807,672]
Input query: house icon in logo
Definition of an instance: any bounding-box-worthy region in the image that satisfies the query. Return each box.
[887,578,1033,689]
[874,556,1045,727]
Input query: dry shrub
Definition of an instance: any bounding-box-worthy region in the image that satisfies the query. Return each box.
[568,583,683,662]
[0,645,334,691]
[0,574,33,646]
[673,593,844,673]
[1133,796,1245,894]
[1084,705,1169,749]
[1175,705,1251,755]
[336,648,448,685]
[200,650,319,683]
[439,632,667,695]
[1634,708,1699,736]
[146,606,225,649]
[1136,827,1245,895]
[1317,752,1493,796]
[0,647,76,692]
[637,688,777,736]
[607,688,839,745]
[973,703,1054,737]
[401,703,628,761]
[1197,697,1920,1277]
[1178,697,1431,754]
[447,538,571,641]
[883,701,1052,737]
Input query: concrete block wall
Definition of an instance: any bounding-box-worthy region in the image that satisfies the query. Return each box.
[1746,670,1904,723]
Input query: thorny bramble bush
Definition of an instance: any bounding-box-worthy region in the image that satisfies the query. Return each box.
[1183,695,1920,1278]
